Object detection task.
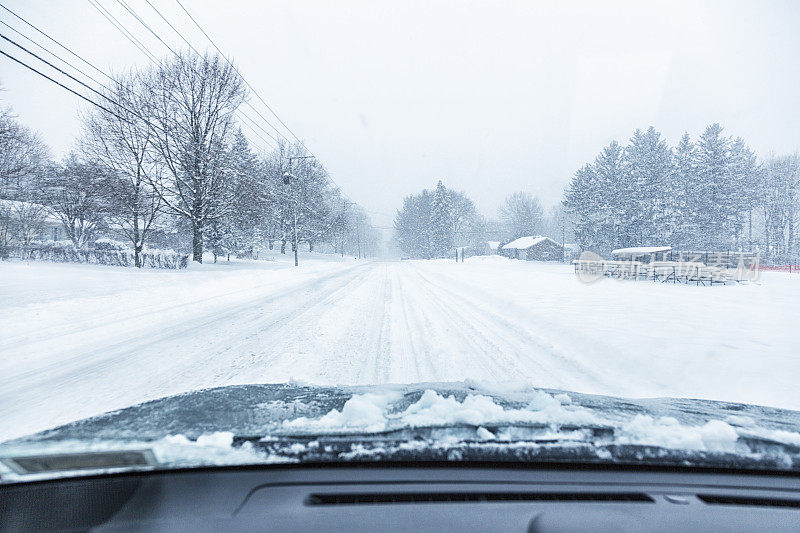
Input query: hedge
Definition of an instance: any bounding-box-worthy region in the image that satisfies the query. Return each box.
[14,242,189,269]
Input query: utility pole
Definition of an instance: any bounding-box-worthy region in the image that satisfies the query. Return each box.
[284,155,315,267]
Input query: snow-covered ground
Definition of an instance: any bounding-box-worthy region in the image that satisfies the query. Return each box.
[1,253,799,442]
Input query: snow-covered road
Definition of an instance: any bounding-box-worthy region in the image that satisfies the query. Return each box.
[2,255,799,442]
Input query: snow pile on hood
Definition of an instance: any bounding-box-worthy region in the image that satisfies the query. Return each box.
[154,431,292,467]
[277,388,800,455]
[282,392,402,432]
[282,389,602,434]
[0,431,288,484]
[617,415,739,452]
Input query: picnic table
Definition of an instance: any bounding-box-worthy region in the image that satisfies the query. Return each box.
[572,259,730,285]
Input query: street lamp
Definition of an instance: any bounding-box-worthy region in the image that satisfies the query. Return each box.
[284,155,315,266]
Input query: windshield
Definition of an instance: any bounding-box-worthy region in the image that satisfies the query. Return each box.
[1,0,800,482]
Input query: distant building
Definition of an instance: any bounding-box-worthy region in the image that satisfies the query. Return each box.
[611,246,672,264]
[500,235,565,261]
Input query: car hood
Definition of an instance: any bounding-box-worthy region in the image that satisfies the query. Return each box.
[3,382,800,481]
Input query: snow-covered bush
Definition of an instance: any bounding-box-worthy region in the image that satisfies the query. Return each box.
[16,242,189,269]
[139,251,189,269]
[93,238,130,251]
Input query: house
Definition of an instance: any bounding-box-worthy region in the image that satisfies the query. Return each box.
[500,235,565,261]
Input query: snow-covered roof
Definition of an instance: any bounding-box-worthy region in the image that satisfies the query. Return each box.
[502,235,560,250]
[611,246,672,256]
[486,241,501,250]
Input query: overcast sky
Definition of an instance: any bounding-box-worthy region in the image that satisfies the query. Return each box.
[1,0,799,227]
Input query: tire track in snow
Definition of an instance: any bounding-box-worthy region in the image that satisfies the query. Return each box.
[0,265,354,352]
[195,262,388,387]
[171,264,380,386]
[411,266,618,392]
[388,262,511,382]
[0,262,369,382]
[354,263,393,384]
[0,263,375,440]
[387,264,430,382]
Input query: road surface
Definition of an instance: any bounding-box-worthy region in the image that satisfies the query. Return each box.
[2,257,799,441]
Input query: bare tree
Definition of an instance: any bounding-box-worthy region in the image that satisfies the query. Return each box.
[80,73,162,267]
[0,99,50,257]
[12,199,47,248]
[448,188,479,247]
[143,51,247,263]
[0,197,48,258]
[0,107,49,198]
[498,191,543,239]
[761,154,800,261]
[42,155,107,249]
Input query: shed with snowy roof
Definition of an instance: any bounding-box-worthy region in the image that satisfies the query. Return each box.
[611,246,672,263]
[500,235,564,261]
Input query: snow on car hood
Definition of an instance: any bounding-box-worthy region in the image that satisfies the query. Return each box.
[3,381,800,482]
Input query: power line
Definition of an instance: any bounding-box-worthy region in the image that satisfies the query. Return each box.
[1,0,283,155]
[0,48,125,122]
[0,3,362,232]
[0,32,122,110]
[140,0,285,148]
[236,111,280,148]
[0,31,166,136]
[0,1,116,83]
[86,0,160,64]
[3,0,352,212]
[173,0,302,147]
[115,0,178,57]
[143,0,199,54]
[0,6,178,141]
[0,19,110,94]
[107,0,347,200]
[103,0,280,151]
[235,115,276,154]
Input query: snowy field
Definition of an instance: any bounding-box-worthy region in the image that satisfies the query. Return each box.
[1,253,799,442]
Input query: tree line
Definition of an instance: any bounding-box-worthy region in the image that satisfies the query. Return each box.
[563,124,799,260]
[0,52,379,266]
[393,181,567,258]
[395,123,798,263]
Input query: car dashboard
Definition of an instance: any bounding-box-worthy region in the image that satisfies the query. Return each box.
[3,463,800,531]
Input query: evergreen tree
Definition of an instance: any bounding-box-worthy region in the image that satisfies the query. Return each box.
[429,180,454,257]
[592,141,625,252]
[623,127,673,245]
[394,182,480,258]
[728,137,760,249]
[564,164,603,251]
[694,123,734,248]
[671,133,698,249]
